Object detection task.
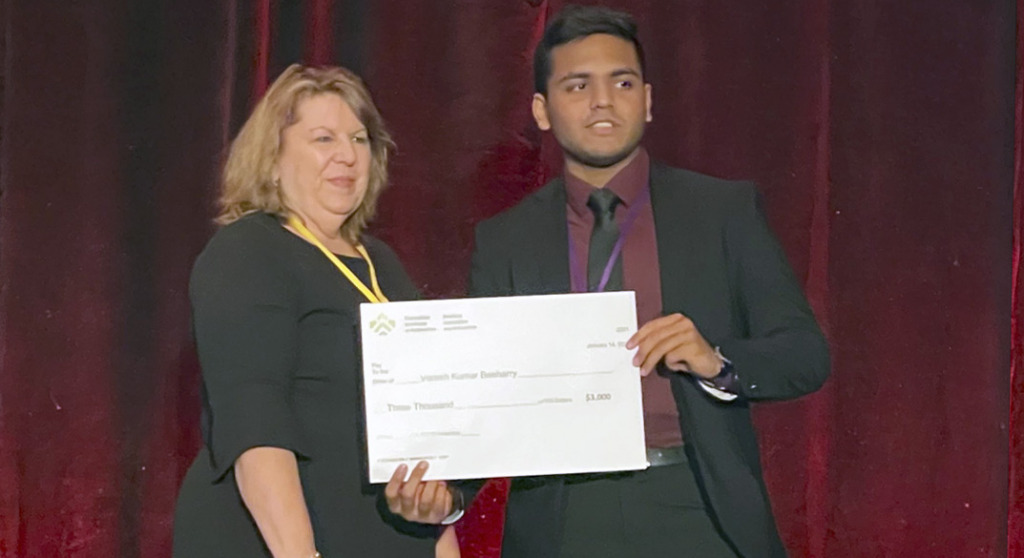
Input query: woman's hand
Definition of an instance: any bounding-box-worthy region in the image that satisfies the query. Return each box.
[436,526,461,558]
[384,461,454,524]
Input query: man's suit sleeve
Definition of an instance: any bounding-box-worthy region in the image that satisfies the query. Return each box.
[715,186,830,401]
[467,219,510,298]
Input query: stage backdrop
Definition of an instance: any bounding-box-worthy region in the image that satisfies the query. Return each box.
[0,1,1020,557]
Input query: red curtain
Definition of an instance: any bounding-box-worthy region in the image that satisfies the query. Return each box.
[0,1,1018,557]
[1009,0,1024,556]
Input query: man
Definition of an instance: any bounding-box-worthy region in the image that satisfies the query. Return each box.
[461,5,830,558]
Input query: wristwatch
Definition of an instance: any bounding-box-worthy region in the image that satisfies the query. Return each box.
[707,346,739,392]
[440,486,466,525]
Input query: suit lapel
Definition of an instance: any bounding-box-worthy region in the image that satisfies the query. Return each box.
[513,178,571,295]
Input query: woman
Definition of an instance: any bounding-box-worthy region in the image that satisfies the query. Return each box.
[174,64,454,558]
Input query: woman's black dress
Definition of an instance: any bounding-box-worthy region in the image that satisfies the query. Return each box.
[173,212,434,557]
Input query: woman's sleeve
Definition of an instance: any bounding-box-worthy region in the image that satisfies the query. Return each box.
[190,227,309,481]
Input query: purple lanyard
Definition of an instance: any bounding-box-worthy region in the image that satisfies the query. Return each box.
[568,185,652,293]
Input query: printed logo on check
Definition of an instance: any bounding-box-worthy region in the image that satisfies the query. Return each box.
[370,314,396,336]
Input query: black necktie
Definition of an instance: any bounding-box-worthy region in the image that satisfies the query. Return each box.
[587,189,623,292]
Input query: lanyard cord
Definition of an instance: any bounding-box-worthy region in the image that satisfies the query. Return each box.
[286,215,388,303]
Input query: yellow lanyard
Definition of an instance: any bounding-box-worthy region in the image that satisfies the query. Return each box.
[286,215,389,303]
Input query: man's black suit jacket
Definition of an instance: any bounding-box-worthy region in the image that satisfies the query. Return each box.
[466,162,830,558]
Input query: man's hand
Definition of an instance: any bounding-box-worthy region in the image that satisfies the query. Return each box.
[626,313,721,379]
[385,461,453,524]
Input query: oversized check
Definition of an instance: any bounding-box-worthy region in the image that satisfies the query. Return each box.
[360,292,648,483]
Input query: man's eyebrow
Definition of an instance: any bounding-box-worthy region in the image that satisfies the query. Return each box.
[611,68,641,78]
[557,71,592,84]
[556,68,641,83]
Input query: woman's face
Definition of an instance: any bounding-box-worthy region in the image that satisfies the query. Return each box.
[275,93,371,228]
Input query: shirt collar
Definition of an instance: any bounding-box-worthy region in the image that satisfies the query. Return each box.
[565,147,650,218]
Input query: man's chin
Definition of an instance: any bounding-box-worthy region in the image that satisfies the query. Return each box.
[567,148,637,169]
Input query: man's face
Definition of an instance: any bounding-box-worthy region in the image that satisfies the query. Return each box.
[533,33,652,170]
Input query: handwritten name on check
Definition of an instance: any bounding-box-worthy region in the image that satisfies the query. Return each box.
[360,292,647,483]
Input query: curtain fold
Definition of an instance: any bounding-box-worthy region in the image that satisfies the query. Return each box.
[0,2,1016,556]
[1009,0,1023,555]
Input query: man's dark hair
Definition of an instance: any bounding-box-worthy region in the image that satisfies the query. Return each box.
[533,5,646,95]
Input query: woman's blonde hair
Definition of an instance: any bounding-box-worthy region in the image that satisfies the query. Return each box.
[217,64,395,242]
